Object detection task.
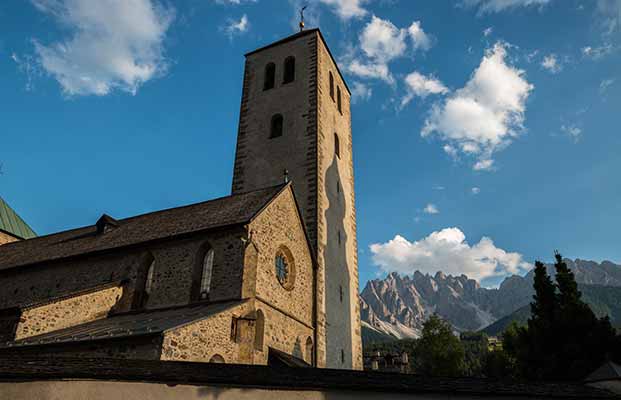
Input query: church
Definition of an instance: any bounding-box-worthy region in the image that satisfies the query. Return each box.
[0,28,362,370]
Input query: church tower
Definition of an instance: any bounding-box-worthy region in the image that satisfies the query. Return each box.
[231,29,362,370]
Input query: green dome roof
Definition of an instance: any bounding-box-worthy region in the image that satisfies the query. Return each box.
[0,197,36,240]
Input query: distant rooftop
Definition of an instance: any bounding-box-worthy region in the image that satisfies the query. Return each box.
[0,196,36,240]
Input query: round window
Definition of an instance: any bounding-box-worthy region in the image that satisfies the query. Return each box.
[274,247,295,290]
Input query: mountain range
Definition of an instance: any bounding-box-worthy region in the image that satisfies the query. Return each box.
[360,259,621,341]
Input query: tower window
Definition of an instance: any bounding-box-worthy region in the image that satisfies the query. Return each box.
[144,259,155,297]
[334,133,340,158]
[270,114,283,138]
[264,62,276,91]
[341,349,345,364]
[337,86,342,114]
[337,180,340,194]
[329,72,334,101]
[283,56,295,84]
[339,285,344,303]
[337,230,341,246]
[199,248,214,300]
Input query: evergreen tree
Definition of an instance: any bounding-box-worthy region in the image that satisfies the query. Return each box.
[505,252,618,381]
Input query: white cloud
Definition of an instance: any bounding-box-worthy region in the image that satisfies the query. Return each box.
[351,81,372,103]
[31,0,174,97]
[319,0,368,20]
[11,52,40,91]
[422,42,534,171]
[401,71,449,108]
[541,54,562,73]
[423,203,439,214]
[471,187,481,194]
[561,124,582,143]
[600,78,616,94]
[433,184,446,190]
[597,0,621,37]
[463,0,552,14]
[214,0,257,4]
[483,27,493,36]
[370,227,532,284]
[408,21,432,51]
[582,44,614,60]
[222,14,249,38]
[360,16,407,62]
[346,16,433,86]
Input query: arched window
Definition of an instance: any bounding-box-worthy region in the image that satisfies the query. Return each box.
[283,56,295,84]
[144,258,156,305]
[199,248,214,300]
[329,72,334,101]
[306,337,314,365]
[337,86,342,114]
[209,354,225,363]
[270,114,283,138]
[254,310,265,351]
[263,62,275,91]
[334,132,340,158]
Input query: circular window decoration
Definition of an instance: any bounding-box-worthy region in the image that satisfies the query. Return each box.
[274,246,295,290]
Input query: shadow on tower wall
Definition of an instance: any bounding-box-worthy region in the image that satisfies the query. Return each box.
[323,155,353,368]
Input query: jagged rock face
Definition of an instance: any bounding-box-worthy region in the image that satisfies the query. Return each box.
[360,259,621,339]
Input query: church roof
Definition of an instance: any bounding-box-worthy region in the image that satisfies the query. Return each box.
[0,196,36,240]
[0,184,287,271]
[1,300,245,348]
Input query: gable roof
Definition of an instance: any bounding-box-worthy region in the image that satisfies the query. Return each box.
[586,361,621,382]
[0,197,36,240]
[1,300,245,348]
[0,185,287,272]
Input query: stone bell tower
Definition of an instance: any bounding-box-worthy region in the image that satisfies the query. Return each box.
[231,29,362,370]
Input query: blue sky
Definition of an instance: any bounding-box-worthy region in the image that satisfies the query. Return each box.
[1,0,620,288]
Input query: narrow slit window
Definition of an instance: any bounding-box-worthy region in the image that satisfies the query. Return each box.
[144,259,156,296]
[264,62,276,90]
[334,133,340,158]
[283,56,295,84]
[270,114,283,138]
[341,349,345,364]
[200,248,214,300]
[329,72,334,101]
[337,86,342,114]
[339,285,343,303]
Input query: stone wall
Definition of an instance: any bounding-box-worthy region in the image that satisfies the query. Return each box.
[0,231,18,246]
[14,286,123,340]
[161,302,251,364]
[316,33,362,370]
[250,186,314,327]
[0,227,247,314]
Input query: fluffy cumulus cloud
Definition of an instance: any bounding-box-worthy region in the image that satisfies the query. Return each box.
[31,0,174,97]
[344,16,433,85]
[422,42,534,171]
[351,81,372,103]
[408,21,432,51]
[222,14,249,38]
[370,227,532,284]
[401,71,449,107]
[462,0,552,14]
[319,0,369,20]
[541,54,562,73]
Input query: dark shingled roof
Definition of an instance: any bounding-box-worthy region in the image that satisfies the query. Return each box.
[0,185,286,271]
[1,301,245,348]
[0,357,616,398]
[586,361,621,382]
[0,196,36,240]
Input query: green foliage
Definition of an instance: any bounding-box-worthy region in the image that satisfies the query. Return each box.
[413,314,465,377]
[460,331,488,377]
[504,252,619,381]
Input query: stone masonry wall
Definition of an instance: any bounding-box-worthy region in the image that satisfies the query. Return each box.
[316,36,362,370]
[15,286,123,340]
[250,186,314,327]
[161,302,252,364]
[0,227,246,314]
